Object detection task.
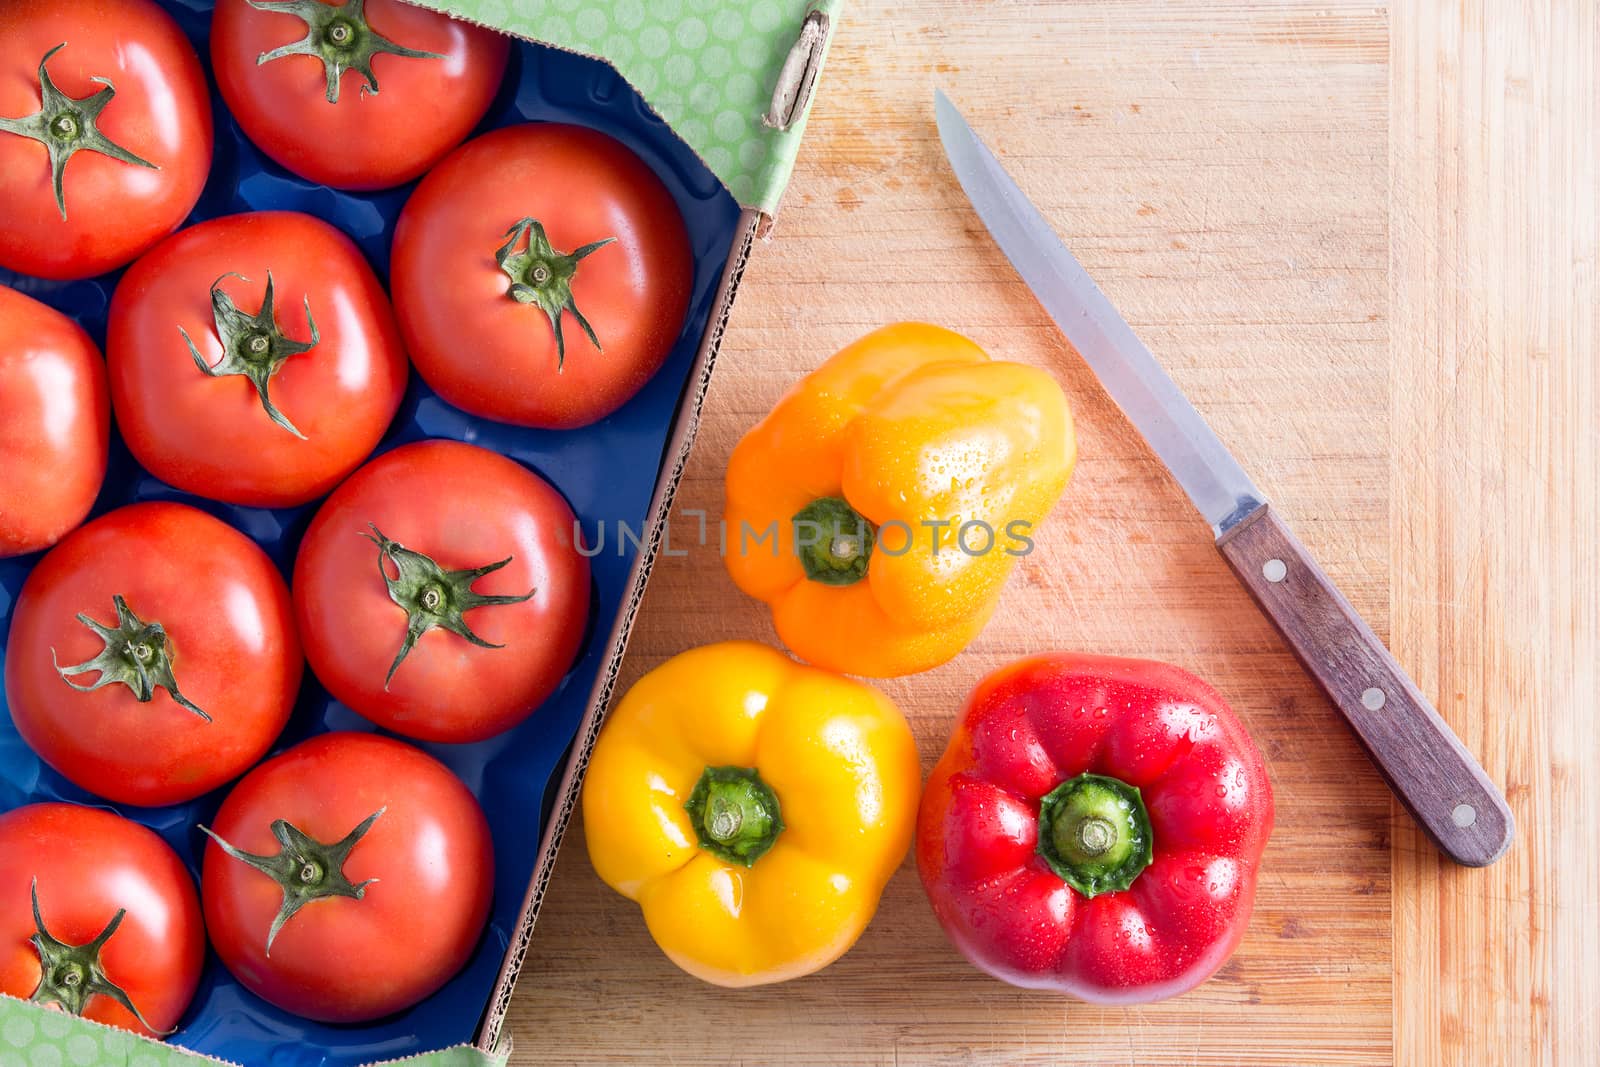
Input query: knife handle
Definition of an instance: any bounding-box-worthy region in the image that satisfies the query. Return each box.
[1216,504,1513,867]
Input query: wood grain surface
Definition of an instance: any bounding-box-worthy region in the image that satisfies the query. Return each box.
[1390,4,1598,1066]
[506,1,1598,1063]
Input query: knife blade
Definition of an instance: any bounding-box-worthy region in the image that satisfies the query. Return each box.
[935,89,1513,867]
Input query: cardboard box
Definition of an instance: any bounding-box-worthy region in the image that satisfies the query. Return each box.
[0,2,842,1063]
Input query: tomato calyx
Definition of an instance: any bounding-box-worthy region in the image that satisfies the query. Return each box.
[179,271,320,439]
[0,44,159,221]
[793,497,877,587]
[201,809,385,956]
[684,766,785,868]
[495,217,617,370]
[1035,772,1154,898]
[247,0,443,104]
[364,523,536,688]
[28,878,169,1034]
[51,594,211,722]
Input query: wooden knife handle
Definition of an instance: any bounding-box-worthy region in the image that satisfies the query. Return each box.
[1216,504,1513,866]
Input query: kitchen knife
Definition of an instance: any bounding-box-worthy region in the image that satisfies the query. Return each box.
[934,89,1513,867]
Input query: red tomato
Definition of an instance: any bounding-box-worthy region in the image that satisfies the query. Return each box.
[0,0,212,280]
[391,124,692,429]
[0,803,204,1037]
[211,0,508,190]
[108,211,409,508]
[0,285,108,557]
[293,440,589,742]
[201,732,494,1022]
[4,502,302,806]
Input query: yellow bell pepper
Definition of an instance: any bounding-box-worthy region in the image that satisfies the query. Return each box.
[724,323,1076,677]
[582,641,921,986]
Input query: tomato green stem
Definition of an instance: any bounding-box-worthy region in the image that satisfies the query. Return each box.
[684,766,785,867]
[1036,772,1154,897]
[179,272,320,439]
[200,809,384,956]
[246,0,442,104]
[52,594,210,722]
[29,879,168,1033]
[792,497,876,586]
[364,524,535,688]
[0,44,158,220]
[495,217,616,369]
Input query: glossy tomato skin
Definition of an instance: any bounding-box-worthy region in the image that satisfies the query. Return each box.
[4,502,302,806]
[202,732,494,1022]
[0,285,109,557]
[211,0,508,190]
[293,440,589,742]
[0,0,212,280]
[391,124,692,429]
[0,803,204,1037]
[108,211,409,507]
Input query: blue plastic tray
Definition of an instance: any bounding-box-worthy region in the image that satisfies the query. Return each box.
[0,2,740,1063]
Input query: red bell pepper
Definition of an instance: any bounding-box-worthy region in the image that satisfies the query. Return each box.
[917,653,1273,1003]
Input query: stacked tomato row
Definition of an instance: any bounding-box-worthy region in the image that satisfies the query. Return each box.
[0,0,691,1036]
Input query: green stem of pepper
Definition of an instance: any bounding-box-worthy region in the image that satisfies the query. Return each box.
[1035,772,1154,897]
[792,496,876,586]
[684,766,785,867]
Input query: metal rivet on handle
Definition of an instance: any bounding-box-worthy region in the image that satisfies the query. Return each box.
[1361,687,1386,711]
[1262,558,1287,583]
[1451,803,1477,828]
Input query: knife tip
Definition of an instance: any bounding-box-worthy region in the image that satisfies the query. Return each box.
[933,88,962,141]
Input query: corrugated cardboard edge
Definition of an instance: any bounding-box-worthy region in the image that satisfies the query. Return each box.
[474,209,763,1051]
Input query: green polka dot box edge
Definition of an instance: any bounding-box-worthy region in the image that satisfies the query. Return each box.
[0,994,509,1067]
[408,0,844,213]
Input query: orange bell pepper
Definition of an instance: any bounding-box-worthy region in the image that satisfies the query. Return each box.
[724,323,1075,677]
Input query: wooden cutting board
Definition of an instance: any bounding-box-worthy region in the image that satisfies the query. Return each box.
[507,2,1597,1063]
